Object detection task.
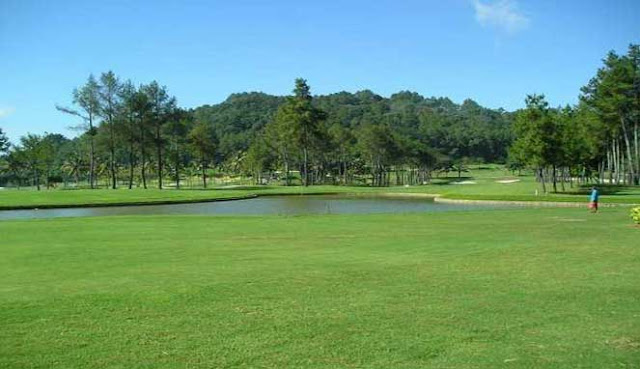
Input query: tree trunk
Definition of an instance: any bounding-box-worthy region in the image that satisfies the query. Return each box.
[598,162,604,185]
[634,120,639,185]
[201,157,207,189]
[110,124,117,189]
[128,140,135,189]
[175,145,180,190]
[89,118,95,189]
[283,151,290,186]
[538,167,547,194]
[157,126,163,189]
[621,116,636,185]
[342,159,347,185]
[110,150,116,189]
[614,139,620,184]
[141,152,147,189]
[607,145,613,184]
[140,125,147,189]
[303,147,309,187]
[618,140,624,184]
[34,169,40,191]
[372,158,378,186]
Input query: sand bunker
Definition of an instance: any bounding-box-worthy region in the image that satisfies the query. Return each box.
[453,180,477,185]
[496,179,521,184]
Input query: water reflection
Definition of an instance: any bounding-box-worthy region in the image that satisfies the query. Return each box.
[0,195,503,220]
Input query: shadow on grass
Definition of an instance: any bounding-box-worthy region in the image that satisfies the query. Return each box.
[551,184,640,197]
[576,184,640,196]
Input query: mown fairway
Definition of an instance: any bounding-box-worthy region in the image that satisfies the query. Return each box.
[1,207,639,368]
[3,166,640,210]
[0,188,255,209]
[2,181,640,210]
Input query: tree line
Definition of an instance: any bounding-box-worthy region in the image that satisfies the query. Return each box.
[0,77,512,189]
[0,44,637,191]
[510,44,640,191]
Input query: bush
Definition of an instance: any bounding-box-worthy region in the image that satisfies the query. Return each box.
[631,207,640,225]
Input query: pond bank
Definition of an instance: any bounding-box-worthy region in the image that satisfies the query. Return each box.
[1,188,636,211]
[0,194,259,211]
[434,197,634,207]
[0,195,505,220]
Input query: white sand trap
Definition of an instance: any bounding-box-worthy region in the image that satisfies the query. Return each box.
[453,180,477,185]
[496,179,521,184]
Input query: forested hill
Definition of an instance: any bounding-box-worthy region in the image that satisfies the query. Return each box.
[193,92,284,161]
[192,90,514,164]
[3,46,637,190]
[0,84,516,190]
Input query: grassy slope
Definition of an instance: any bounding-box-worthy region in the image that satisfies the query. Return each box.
[1,208,639,368]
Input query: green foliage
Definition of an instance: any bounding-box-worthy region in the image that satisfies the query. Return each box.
[631,206,640,225]
[48,72,517,188]
[188,120,217,188]
[199,89,512,170]
[3,177,640,210]
[8,44,638,189]
[357,123,404,185]
[0,127,9,154]
[511,94,554,168]
[270,78,327,186]
[242,137,274,183]
[580,44,640,185]
[193,92,283,161]
[188,121,216,160]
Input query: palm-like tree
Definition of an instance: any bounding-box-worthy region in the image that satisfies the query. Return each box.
[61,151,85,187]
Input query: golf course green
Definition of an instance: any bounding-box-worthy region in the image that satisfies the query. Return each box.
[2,174,640,210]
[3,3,639,367]
[1,201,639,368]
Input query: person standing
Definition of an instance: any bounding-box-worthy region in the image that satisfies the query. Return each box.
[589,186,600,213]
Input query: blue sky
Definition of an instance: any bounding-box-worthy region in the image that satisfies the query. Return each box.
[1,0,638,142]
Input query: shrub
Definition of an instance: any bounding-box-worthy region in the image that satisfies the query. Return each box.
[631,207,640,225]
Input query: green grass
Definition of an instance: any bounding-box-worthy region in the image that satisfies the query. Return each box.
[3,172,640,210]
[1,208,639,368]
[0,189,257,209]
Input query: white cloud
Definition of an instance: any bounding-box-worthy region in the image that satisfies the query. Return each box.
[0,107,15,119]
[472,0,530,34]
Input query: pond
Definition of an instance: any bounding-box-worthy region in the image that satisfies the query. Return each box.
[0,195,507,220]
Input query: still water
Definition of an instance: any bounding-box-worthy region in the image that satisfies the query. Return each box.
[0,195,504,220]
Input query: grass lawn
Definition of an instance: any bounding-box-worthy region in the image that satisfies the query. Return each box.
[1,181,639,210]
[2,166,640,209]
[1,207,639,368]
[0,189,256,209]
